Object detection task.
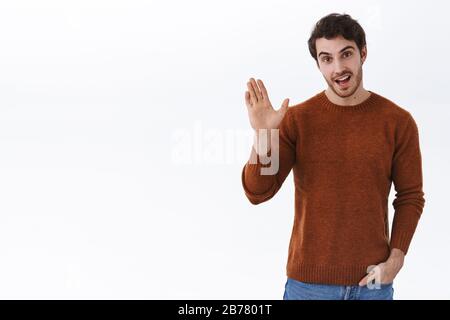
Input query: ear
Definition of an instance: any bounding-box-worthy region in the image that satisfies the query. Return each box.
[361,45,367,64]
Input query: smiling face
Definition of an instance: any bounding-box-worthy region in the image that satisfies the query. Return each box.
[316,35,367,98]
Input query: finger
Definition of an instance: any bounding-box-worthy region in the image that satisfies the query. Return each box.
[280,98,289,113]
[247,81,258,105]
[250,78,263,101]
[360,271,382,287]
[245,91,252,109]
[366,274,381,286]
[358,275,369,287]
[257,79,269,101]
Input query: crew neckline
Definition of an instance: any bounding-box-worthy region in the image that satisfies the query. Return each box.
[317,90,379,112]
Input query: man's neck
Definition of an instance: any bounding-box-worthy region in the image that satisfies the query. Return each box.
[325,84,371,106]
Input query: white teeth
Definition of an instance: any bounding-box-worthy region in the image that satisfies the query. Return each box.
[336,75,350,81]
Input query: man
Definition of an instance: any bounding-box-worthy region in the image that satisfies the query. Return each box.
[241,13,425,300]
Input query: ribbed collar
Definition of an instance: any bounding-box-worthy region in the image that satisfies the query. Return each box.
[316,90,379,112]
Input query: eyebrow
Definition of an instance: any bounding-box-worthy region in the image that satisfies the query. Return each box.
[318,45,355,58]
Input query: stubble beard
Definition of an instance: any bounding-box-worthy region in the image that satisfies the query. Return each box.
[327,64,363,98]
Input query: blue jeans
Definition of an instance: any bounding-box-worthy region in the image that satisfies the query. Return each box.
[283,277,394,300]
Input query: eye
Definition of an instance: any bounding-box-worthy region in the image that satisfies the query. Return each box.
[322,56,331,63]
[343,51,353,58]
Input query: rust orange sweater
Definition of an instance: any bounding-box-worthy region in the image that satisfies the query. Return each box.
[241,90,425,285]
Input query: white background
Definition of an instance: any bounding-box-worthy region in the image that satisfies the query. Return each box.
[0,0,449,299]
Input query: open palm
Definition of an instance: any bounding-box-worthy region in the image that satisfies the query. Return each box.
[245,78,289,131]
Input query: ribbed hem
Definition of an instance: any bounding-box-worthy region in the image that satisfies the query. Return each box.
[315,90,380,112]
[287,262,371,286]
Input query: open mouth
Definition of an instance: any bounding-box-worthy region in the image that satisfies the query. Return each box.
[335,74,351,86]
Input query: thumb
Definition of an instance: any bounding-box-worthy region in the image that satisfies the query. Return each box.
[280,98,289,113]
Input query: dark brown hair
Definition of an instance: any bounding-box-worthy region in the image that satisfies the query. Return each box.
[308,13,366,62]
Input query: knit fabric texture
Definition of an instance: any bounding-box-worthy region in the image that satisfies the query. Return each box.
[241,90,425,285]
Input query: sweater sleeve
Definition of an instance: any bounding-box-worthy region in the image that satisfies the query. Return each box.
[389,113,425,255]
[241,107,297,205]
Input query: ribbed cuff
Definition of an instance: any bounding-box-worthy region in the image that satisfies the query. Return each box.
[390,205,421,256]
[389,231,415,256]
[247,145,272,166]
[241,156,278,205]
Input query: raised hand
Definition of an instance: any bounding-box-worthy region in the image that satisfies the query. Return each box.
[245,78,289,131]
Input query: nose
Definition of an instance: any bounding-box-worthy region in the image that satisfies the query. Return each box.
[333,59,346,76]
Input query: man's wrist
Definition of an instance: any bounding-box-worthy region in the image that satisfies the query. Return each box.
[387,248,405,267]
[253,129,273,157]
